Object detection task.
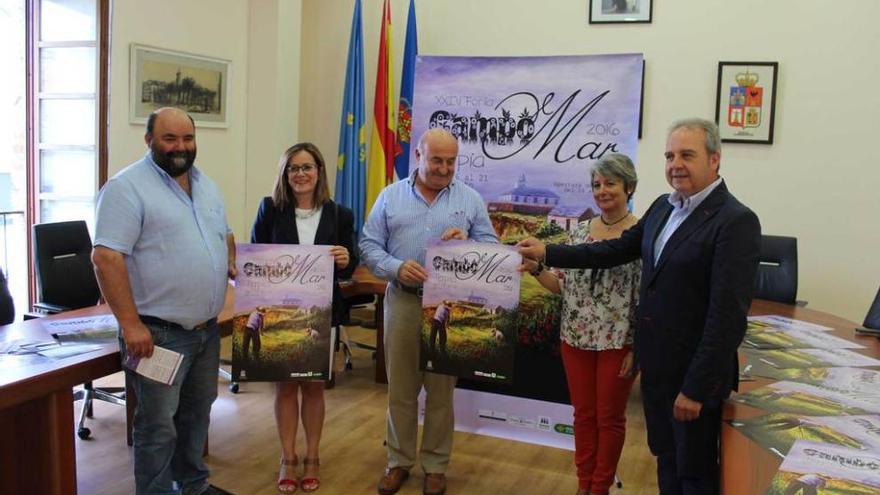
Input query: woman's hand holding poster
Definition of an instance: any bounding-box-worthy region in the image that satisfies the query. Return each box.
[232,244,335,382]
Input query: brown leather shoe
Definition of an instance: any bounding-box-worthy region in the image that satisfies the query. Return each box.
[423,473,446,495]
[377,467,410,495]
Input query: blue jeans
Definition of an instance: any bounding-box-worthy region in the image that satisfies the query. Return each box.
[121,320,220,495]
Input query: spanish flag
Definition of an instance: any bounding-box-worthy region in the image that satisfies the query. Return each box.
[366,0,395,215]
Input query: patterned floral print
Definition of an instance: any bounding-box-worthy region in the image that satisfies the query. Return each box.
[554,220,641,351]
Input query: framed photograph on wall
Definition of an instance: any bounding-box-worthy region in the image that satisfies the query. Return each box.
[130,44,230,128]
[715,61,778,144]
[589,0,652,24]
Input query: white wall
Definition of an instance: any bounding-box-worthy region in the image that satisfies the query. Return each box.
[108,0,302,238]
[245,0,303,229]
[108,0,249,233]
[298,0,880,323]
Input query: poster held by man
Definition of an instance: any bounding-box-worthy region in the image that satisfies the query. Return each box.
[419,239,521,383]
[232,244,335,382]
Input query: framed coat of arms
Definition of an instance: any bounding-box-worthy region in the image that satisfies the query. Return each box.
[715,61,779,144]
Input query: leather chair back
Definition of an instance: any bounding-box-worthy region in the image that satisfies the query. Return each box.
[754,235,798,305]
[33,220,101,312]
[864,288,880,330]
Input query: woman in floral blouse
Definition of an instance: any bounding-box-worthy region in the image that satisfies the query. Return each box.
[525,153,641,495]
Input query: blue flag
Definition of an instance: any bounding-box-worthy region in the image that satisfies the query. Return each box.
[335,0,367,233]
[394,0,417,180]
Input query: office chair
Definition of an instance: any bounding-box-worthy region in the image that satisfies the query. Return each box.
[862,287,880,331]
[338,293,377,371]
[32,220,126,440]
[0,267,13,325]
[753,235,806,306]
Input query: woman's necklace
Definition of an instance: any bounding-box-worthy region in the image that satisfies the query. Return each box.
[295,206,319,220]
[599,212,630,230]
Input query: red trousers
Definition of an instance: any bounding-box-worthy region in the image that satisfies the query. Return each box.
[561,342,635,494]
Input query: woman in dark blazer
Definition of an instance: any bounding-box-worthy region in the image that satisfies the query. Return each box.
[250,142,356,493]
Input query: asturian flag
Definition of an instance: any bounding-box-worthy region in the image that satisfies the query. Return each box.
[334,0,367,232]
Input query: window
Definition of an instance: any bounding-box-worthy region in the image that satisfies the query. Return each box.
[32,0,108,227]
[0,0,107,317]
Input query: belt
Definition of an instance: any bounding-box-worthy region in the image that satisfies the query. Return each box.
[139,315,217,331]
[394,281,423,297]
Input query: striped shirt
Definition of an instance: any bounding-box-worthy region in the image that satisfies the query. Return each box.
[359,172,498,281]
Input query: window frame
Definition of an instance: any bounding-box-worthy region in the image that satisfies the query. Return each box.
[25,0,109,306]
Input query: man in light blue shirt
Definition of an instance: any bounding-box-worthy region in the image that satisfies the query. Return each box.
[361,128,497,495]
[93,107,235,495]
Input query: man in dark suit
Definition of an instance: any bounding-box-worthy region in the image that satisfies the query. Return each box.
[519,118,761,494]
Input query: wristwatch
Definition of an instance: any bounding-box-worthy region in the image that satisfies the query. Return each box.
[529,259,545,276]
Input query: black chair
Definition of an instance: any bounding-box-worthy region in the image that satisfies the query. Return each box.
[754,235,806,306]
[338,293,378,370]
[862,287,880,331]
[32,220,125,439]
[0,267,13,325]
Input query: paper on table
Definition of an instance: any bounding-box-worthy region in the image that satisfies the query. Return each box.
[748,315,833,332]
[124,346,183,385]
[43,314,119,341]
[36,343,103,359]
[43,314,118,334]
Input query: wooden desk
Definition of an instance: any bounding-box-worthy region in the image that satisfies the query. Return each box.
[0,306,121,495]
[341,265,388,383]
[720,300,879,495]
[0,287,235,495]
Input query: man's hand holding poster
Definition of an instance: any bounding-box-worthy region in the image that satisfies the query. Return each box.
[420,239,521,383]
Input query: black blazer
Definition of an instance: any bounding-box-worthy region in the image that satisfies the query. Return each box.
[547,182,761,406]
[250,197,358,326]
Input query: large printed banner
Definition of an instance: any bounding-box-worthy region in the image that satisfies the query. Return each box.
[411,53,644,404]
[763,440,880,494]
[419,239,521,383]
[232,244,335,382]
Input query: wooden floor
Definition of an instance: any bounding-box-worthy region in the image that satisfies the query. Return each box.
[75,324,658,494]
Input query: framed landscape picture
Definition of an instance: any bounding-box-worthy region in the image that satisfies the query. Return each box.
[130,44,230,128]
[715,61,778,144]
[589,0,652,24]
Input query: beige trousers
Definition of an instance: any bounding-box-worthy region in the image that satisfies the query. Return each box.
[384,284,457,473]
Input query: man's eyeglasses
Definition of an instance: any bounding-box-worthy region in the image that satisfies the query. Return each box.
[286,164,317,175]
